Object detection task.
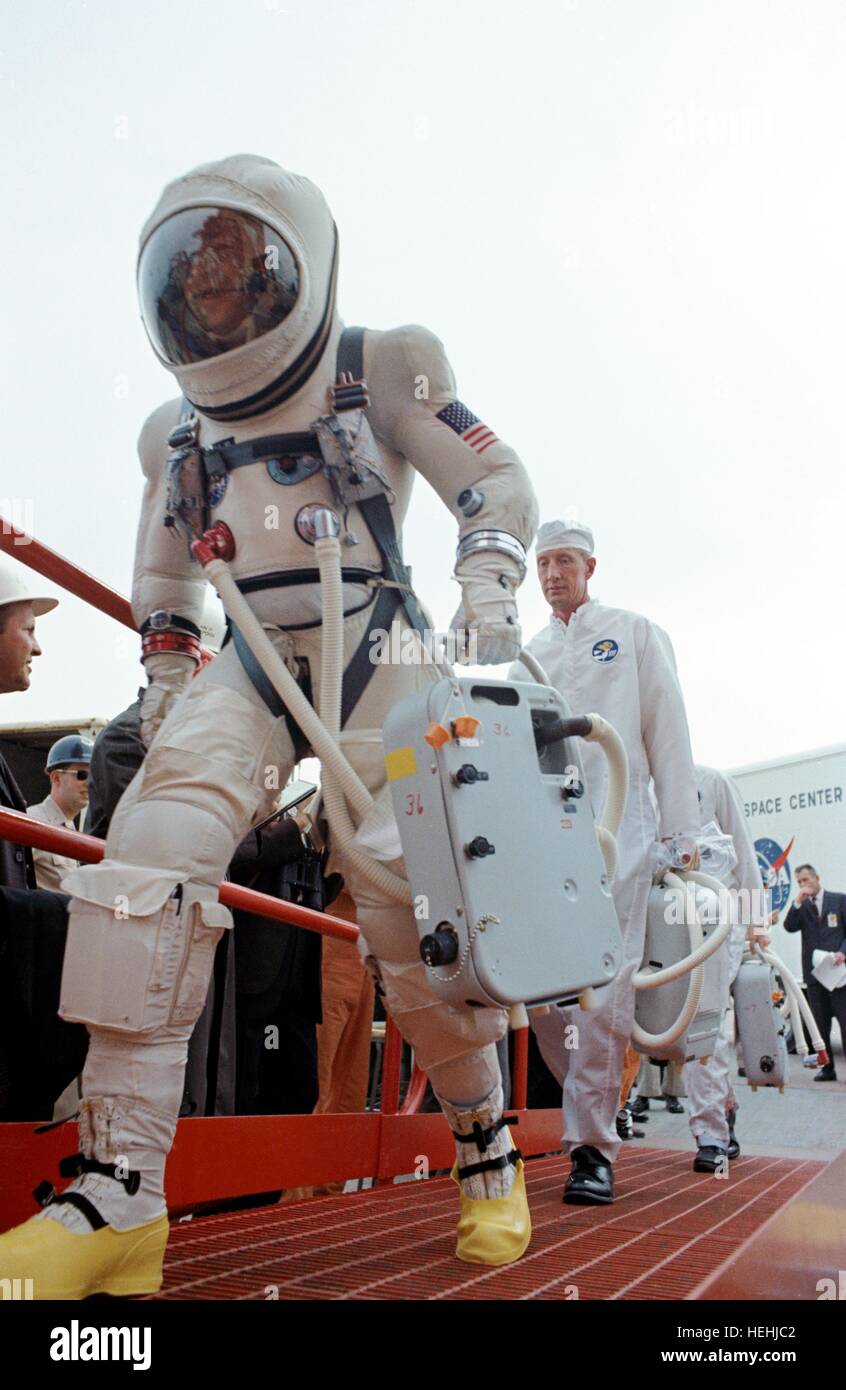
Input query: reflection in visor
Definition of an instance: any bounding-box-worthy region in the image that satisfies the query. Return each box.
[138,207,300,365]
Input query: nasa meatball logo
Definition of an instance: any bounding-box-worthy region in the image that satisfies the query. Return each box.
[592,639,619,663]
[755,836,794,915]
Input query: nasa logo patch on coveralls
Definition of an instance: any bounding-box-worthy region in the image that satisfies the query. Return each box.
[592,638,619,663]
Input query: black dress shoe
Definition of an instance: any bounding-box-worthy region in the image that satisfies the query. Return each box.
[726,1108,740,1160]
[631,1096,650,1118]
[693,1144,728,1173]
[814,1067,837,1082]
[564,1145,614,1205]
[664,1095,684,1114]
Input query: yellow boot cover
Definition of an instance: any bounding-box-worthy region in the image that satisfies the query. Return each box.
[0,1211,169,1300]
[452,1158,532,1266]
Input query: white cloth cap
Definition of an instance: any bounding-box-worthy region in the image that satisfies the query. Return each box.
[535,518,594,557]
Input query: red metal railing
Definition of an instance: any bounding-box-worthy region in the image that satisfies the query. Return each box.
[0,806,359,944]
[0,523,136,630]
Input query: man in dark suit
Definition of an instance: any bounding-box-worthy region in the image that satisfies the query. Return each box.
[784,863,846,1081]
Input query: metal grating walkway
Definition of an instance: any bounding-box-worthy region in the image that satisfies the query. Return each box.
[148,1147,822,1300]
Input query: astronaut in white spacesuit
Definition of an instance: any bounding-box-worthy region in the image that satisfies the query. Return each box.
[685,764,769,1172]
[512,518,701,1205]
[0,155,538,1296]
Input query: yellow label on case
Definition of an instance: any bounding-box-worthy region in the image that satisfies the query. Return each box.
[385,746,418,782]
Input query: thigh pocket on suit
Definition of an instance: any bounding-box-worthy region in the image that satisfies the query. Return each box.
[60,864,232,1035]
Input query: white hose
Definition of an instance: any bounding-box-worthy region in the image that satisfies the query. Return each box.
[632,871,732,989]
[631,868,737,1054]
[314,534,412,904]
[632,967,704,1054]
[582,713,628,839]
[204,557,373,821]
[631,873,706,1052]
[519,648,552,686]
[595,825,617,879]
[758,946,826,1055]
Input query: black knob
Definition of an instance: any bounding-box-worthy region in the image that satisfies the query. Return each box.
[420,926,459,967]
[457,487,485,517]
[466,836,496,859]
[532,714,592,749]
[454,763,490,786]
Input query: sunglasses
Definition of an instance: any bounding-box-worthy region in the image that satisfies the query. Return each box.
[62,769,89,781]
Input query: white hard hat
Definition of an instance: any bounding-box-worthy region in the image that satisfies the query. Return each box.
[0,563,58,617]
[535,518,595,557]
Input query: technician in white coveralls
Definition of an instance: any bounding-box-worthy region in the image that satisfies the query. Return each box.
[0,155,539,1296]
[511,519,701,1204]
[686,764,769,1172]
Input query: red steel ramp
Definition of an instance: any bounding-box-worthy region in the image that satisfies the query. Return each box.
[694,1147,846,1300]
[150,1147,822,1301]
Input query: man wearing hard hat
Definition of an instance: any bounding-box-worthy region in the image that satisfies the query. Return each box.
[0,563,84,1124]
[511,519,700,1205]
[0,563,58,889]
[27,736,94,892]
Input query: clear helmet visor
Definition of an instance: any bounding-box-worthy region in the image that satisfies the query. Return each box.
[138,206,300,365]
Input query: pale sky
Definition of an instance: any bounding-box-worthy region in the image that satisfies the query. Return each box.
[1,0,843,769]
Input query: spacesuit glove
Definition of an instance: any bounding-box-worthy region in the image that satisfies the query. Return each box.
[140,653,195,749]
[451,551,523,665]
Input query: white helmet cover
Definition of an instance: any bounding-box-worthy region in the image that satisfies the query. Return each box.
[137,154,339,421]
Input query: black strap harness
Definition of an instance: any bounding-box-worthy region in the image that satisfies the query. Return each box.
[34,1153,141,1233]
[209,325,429,743]
[451,1113,523,1180]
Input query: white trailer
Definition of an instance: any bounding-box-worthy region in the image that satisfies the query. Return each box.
[729,743,846,984]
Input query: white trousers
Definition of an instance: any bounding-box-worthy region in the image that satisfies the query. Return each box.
[684,927,746,1147]
[531,858,650,1164]
[62,604,506,1218]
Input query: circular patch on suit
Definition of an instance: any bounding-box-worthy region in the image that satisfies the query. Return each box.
[207,474,229,509]
[592,638,619,663]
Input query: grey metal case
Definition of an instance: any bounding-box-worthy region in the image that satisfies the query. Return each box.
[733,958,789,1089]
[383,677,623,1008]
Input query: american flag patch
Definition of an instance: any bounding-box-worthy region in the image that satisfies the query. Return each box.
[436,401,500,455]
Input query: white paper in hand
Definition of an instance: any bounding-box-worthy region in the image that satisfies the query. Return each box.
[811,950,846,991]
